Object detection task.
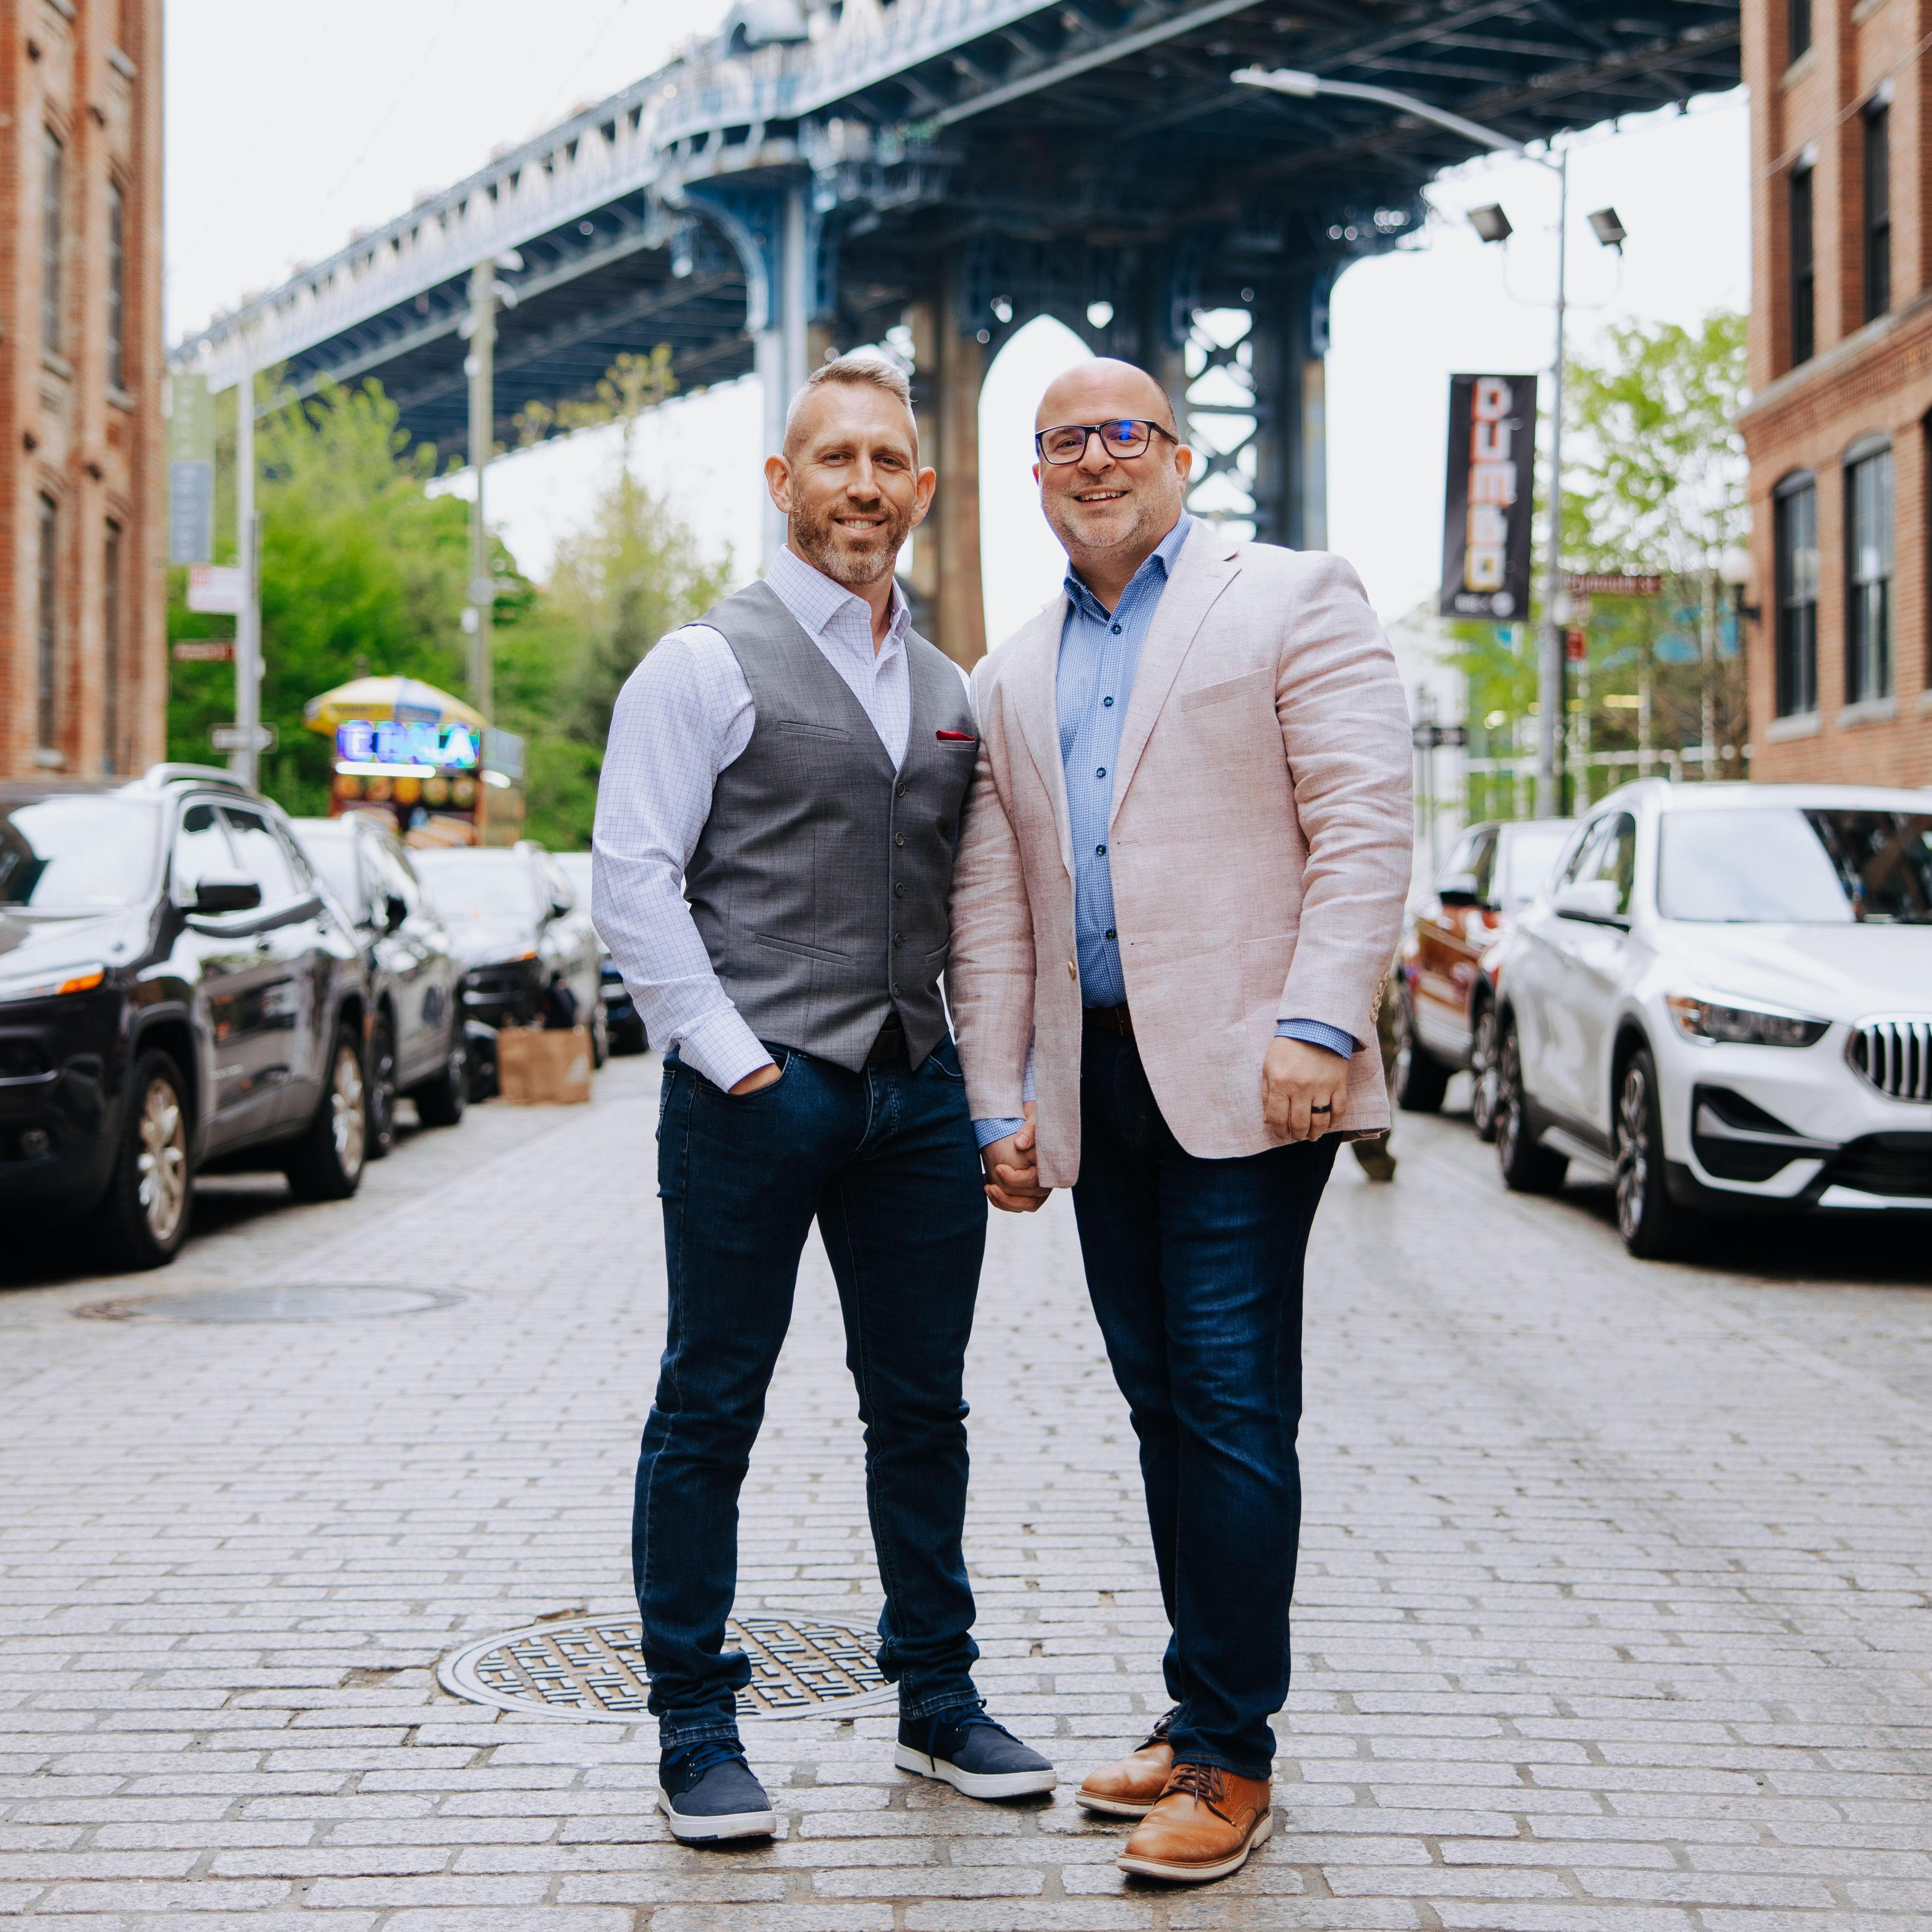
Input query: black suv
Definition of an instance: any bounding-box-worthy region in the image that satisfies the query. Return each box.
[289,815,468,1155]
[0,766,372,1269]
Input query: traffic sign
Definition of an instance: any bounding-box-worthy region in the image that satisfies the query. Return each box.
[187,564,245,614]
[173,638,235,663]
[1411,722,1469,750]
[210,722,277,753]
[1563,571,1660,597]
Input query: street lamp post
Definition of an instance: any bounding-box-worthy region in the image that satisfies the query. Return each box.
[1231,69,1592,819]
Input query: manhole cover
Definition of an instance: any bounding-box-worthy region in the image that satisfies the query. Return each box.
[76,1284,466,1323]
[439,1613,892,1723]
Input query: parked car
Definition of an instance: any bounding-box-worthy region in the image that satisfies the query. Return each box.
[552,850,647,1054]
[411,841,605,1072]
[1491,781,1932,1257]
[1394,816,1576,1137]
[288,815,468,1153]
[0,765,372,1269]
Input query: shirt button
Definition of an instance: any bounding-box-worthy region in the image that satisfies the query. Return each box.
[1105,927,1116,940]
[1103,696,1113,707]
[1111,623,1122,634]
[1095,844,1106,855]
[1096,767,1107,779]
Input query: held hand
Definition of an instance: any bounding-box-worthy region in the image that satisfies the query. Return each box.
[982,1108,1051,1213]
[728,1060,782,1097]
[1263,1036,1345,1142]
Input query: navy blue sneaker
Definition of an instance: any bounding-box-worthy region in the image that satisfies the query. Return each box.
[895,1702,1057,1800]
[656,1740,776,1843]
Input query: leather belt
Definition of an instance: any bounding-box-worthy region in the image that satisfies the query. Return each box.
[1083,1003,1135,1041]
[865,1013,909,1066]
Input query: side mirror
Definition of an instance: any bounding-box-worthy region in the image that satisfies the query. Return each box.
[1553,878,1624,923]
[384,894,408,932]
[1436,871,1482,909]
[192,873,262,916]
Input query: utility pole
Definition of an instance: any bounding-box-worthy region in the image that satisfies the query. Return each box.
[1699,565,1718,779]
[465,259,496,724]
[1535,149,1568,820]
[232,334,261,792]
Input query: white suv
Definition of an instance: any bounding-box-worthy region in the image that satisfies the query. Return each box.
[1492,781,1932,1256]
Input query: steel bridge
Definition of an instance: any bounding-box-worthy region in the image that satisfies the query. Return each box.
[171,0,1740,664]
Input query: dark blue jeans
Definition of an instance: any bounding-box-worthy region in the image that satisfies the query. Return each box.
[636,1036,988,1751]
[1071,1027,1337,1780]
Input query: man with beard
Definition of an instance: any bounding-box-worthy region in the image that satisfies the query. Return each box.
[593,355,1055,1845]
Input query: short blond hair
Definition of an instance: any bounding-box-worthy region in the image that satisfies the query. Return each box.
[783,351,916,449]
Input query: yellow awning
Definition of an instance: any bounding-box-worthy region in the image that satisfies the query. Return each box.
[302,676,485,737]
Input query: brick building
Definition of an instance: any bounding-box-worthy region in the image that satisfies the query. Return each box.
[1,0,163,782]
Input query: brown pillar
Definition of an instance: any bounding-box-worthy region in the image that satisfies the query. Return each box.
[907,266,986,670]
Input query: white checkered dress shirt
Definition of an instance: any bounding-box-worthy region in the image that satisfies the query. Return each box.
[591,545,968,1093]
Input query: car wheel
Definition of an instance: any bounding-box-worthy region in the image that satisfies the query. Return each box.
[1614,1047,1697,1260]
[284,1022,368,1202]
[1391,977,1450,1113]
[590,996,608,1070]
[98,1049,194,1270]
[1469,1003,1501,1143]
[411,1014,468,1129]
[366,1009,397,1160]
[1495,1016,1568,1194]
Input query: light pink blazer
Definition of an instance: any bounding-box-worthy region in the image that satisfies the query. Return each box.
[948,522,1413,1189]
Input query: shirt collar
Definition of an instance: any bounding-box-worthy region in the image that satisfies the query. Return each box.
[767,543,910,655]
[1063,511,1194,620]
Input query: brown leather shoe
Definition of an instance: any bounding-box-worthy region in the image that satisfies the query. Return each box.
[1075,1709,1176,1818]
[1115,1762,1273,1883]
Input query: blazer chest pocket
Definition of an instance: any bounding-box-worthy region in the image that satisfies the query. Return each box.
[1180,666,1273,715]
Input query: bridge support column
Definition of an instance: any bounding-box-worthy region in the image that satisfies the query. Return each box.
[1245,270,1332,552]
[905,272,986,669]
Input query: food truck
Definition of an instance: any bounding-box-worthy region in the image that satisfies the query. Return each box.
[302,676,524,848]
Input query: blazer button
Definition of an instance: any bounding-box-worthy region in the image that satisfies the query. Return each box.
[1067,960,1077,980]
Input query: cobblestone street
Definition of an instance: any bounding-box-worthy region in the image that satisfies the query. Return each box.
[4,1052,1930,1931]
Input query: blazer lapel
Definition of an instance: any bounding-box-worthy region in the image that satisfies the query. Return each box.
[1108,522,1242,826]
[1006,595,1075,877]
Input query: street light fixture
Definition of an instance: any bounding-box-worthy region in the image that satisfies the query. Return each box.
[1232,64,1627,820]
[1586,206,1628,251]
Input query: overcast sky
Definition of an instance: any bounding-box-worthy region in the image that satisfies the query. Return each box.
[166,3,1750,634]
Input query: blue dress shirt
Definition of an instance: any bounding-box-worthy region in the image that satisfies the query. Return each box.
[973,514,1351,1152]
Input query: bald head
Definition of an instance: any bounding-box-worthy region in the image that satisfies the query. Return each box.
[1035,358,1177,436]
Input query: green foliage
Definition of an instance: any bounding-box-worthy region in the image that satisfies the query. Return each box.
[167,356,727,852]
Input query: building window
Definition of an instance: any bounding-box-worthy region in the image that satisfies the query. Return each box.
[37,497,59,749]
[1845,442,1893,703]
[106,182,127,392]
[1863,103,1891,323]
[41,129,63,356]
[104,520,123,773]
[1774,474,1817,718]
[1789,0,1811,58]
[1789,165,1814,367]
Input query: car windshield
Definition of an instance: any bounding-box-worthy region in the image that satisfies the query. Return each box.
[1499,822,1575,908]
[0,796,161,912]
[1659,807,1932,924]
[413,851,540,923]
[293,829,360,911]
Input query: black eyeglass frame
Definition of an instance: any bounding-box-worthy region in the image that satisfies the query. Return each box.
[1033,419,1182,465]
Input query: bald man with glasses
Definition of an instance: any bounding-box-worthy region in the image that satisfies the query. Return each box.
[949,360,1412,1886]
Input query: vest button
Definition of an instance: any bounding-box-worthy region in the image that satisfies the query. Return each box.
[893,882,906,898]
[895,833,906,847]
[896,784,910,798]
[893,933,904,946]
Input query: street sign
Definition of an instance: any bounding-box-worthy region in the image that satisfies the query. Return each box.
[1440,373,1537,621]
[187,564,245,613]
[1563,571,1660,597]
[210,722,277,753]
[1412,722,1469,750]
[173,639,235,663]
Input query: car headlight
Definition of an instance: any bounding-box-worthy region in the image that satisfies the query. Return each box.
[0,962,106,1005]
[1665,995,1829,1048]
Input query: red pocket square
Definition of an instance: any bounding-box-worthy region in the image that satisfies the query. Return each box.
[936,729,977,743]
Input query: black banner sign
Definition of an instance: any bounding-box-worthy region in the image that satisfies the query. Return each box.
[1439,373,1537,622]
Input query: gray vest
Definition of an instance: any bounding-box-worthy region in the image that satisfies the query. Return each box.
[685,579,976,1072]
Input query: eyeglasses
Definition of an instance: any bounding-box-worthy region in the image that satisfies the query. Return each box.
[1034,419,1181,465]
